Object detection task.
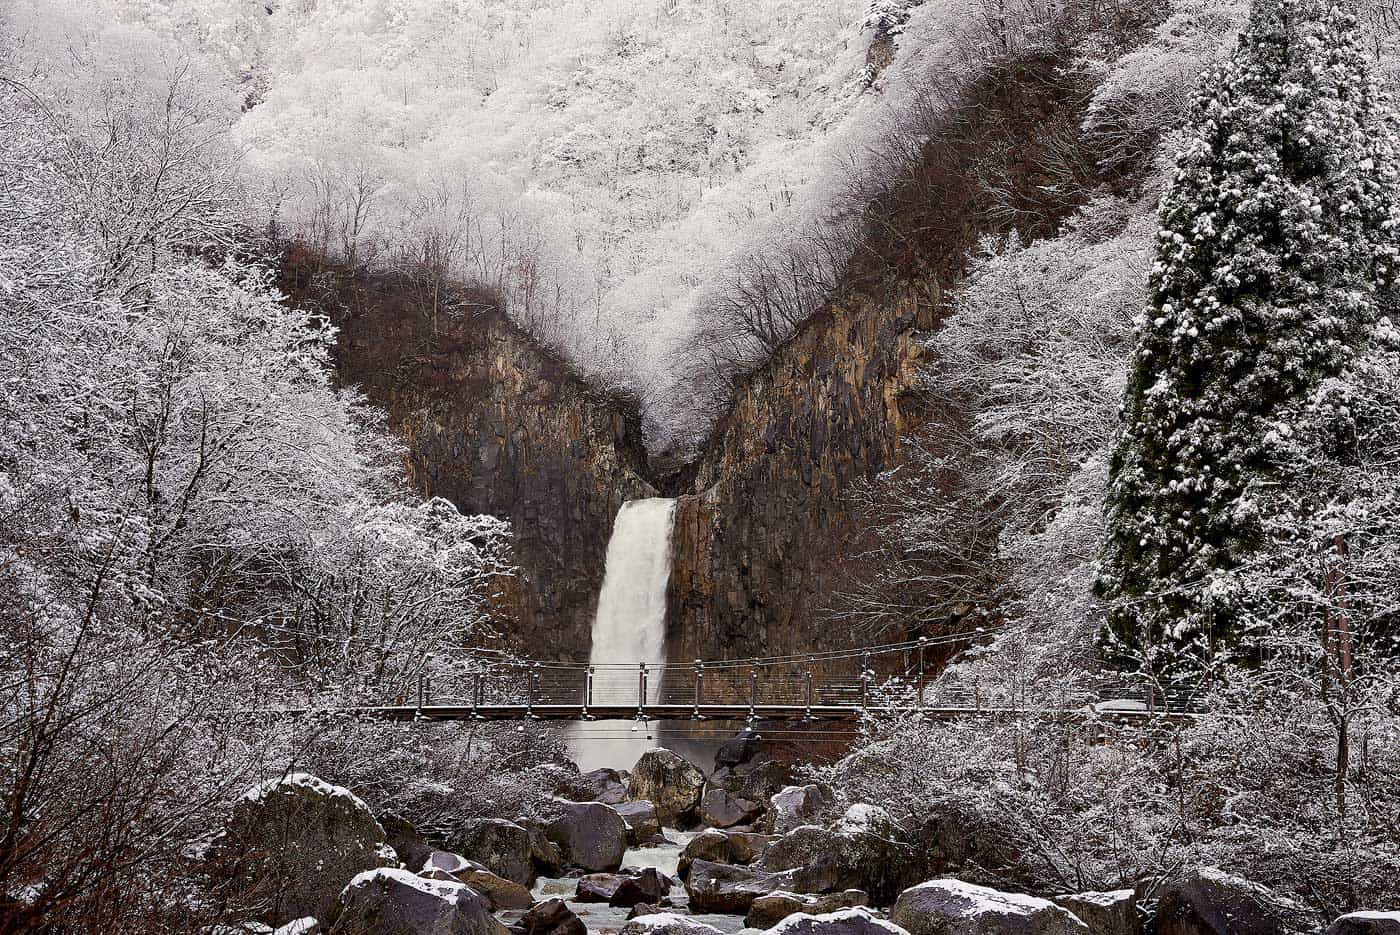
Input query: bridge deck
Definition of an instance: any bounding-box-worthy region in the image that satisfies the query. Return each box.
[259,702,1193,723]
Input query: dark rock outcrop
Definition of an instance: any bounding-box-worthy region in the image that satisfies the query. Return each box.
[1155,869,1292,935]
[447,819,537,887]
[627,750,706,827]
[329,868,508,935]
[1052,891,1139,935]
[381,813,434,875]
[702,788,764,829]
[610,869,674,908]
[685,859,801,914]
[747,891,872,929]
[544,800,627,872]
[615,800,663,846]
[891,880,1088,935]
[570,768,629,805]
[1326,914,1400,935]
[515,899,586,935]
[211,773,391,928]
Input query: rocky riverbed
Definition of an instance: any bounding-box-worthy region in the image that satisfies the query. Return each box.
[203,744,1400,935]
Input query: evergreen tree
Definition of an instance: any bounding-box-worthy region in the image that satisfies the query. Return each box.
[1098,0,1400,679]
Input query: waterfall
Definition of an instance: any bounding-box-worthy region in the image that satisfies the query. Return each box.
[569,497,677,771]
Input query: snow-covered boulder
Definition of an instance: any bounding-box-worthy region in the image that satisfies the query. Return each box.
[329,867,508,935]
[627,749,706,827]
[770,784,837,834]
[1052,890,1139,935]
[747,890,871,929]
[446,818,536,886]
[1327,912,1400,935]
[273,920,323,935]
[891,880,1089,935]
[754,806,900,902]
[418,852,531,910]
[212,773,390,928]
[765,907,911,935]
[1155,868,1293,935]
[620,913,725,935]
[544,798,627,872]
[685,859,802,914]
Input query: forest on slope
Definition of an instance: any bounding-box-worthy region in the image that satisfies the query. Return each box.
[6,0,1400,932]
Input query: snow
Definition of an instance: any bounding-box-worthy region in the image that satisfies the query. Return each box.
[272,919,321,935]
[241,772,373,815]
[906,880,1064,917]
[836,803,891,833]
[769,908,909,935]
[345,866,467,900]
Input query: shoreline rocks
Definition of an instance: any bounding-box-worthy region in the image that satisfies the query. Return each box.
[891,879,1089,935]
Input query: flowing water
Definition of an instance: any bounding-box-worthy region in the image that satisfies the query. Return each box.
[570,498,678,772]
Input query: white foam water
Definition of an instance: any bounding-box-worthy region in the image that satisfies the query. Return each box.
[569,498,677,771]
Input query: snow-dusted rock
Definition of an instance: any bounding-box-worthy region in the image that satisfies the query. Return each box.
[544,798,627,872]
[770,784,837,834]
[1052,890,1139,935]
[212,772,389,928]
[571,767,629,805]
[516,898,586,935]
[747,890,871,929]
[765,907,910,935]
[329,867,508,935]
[1156,868,1294,935]
[383,812,434,874]
[836,805,892,835]
[620,913,725,935]
[1327,912,1400,935]
[447,819,537,886]
[891,880,1089,935]
[627,749,707,827]
[448,865,532,910]
[685,859,802,914]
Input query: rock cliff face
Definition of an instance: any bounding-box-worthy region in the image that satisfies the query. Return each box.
[278,247,653,658]
[665,288,936,662]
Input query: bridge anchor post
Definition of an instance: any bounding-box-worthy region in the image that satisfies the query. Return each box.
[804,663,814,721]
[637,662,648,721]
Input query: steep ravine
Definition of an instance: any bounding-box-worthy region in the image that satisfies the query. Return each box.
[278,246,655,659]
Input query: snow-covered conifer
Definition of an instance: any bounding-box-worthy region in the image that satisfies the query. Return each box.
[1098,0,1400,678]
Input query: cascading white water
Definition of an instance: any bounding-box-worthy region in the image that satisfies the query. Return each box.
[569,497,677,771]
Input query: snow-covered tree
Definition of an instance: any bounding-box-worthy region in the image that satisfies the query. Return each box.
[1098,0,1400,679]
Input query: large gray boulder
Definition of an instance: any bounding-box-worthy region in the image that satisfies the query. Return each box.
[770,785,838,835]
[544,799,627,872]
[1327,913,1400,935]
[755,807,904,903]
[702,788,764,829]
[615,800,663,846]
[1155,869,1292,935]
[747,890,870,929]
[1051,891,1139,935]
[570,768,629,805]
[213,773,391,927]
[685,859,802,914]
[447,819,536,886]
[329,867,509,935]
[678,828,775,879]
[765,908,911,935]
[621,914,725,935]
[628,750,707,827]
[515,898,586,935]
[891,879,1089,935]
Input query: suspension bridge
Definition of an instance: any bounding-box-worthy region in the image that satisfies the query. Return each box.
[271,635,1194,725]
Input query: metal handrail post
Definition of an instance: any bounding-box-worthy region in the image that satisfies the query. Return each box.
[693,660,704,719]
[637,662,647,720]
[582,666,593,720]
